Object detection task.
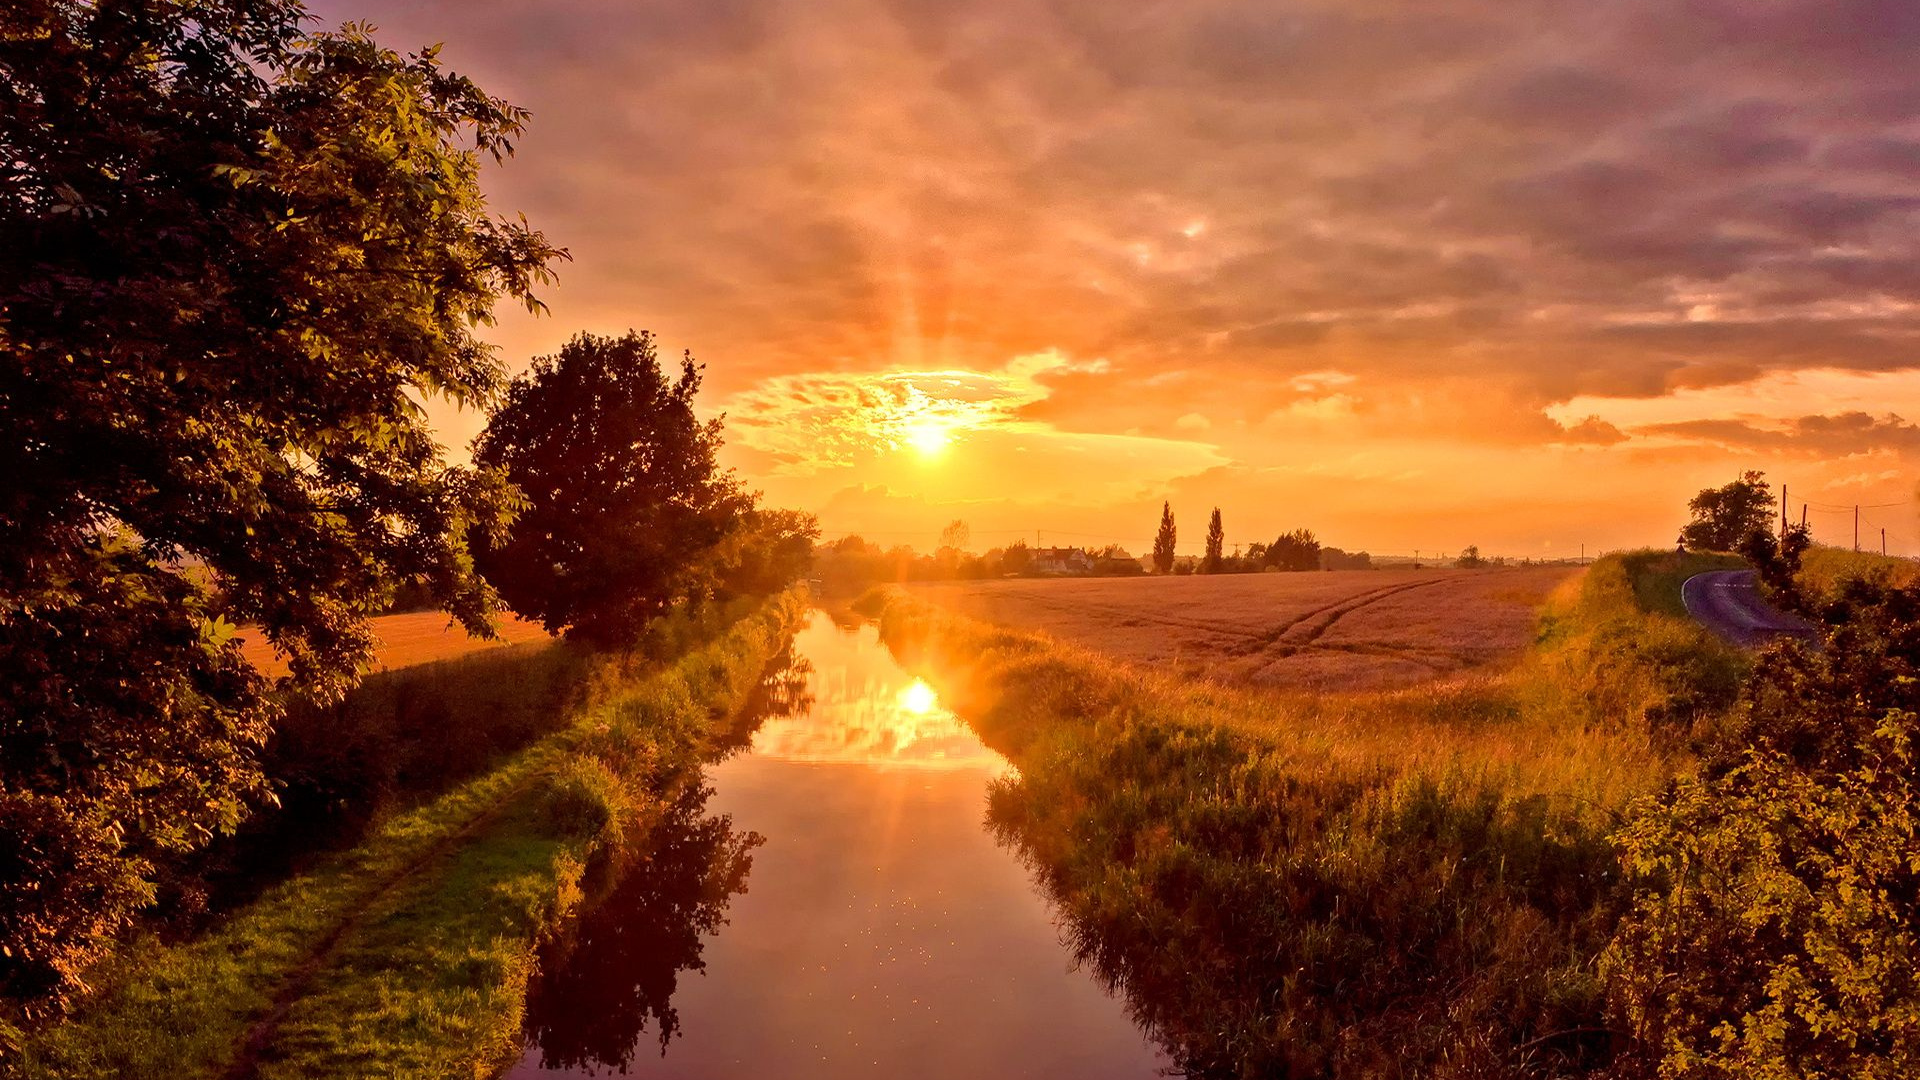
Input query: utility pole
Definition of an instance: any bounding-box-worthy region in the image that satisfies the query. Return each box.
[1780,485,1788,533]
[1580,542,1585,563]
[1855,506,1860,552]
[1882,528,1888,556]
[1800,504,1807,529]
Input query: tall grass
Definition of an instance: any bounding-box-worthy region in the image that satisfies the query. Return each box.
[1798,544,1920,602]
[13,588,809,1080]
[865,554,1740,1077]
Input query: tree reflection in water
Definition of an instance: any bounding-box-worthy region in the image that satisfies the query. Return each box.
[517,649,813,1074]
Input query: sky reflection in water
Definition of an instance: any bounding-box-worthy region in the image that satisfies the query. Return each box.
[507,612,1161,1079]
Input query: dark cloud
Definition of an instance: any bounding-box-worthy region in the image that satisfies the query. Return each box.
[1642,412,1920,456]
[315,0,1920,432]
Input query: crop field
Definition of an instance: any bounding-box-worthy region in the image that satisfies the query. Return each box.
[909,567,1578,690]
[238,610,554,676]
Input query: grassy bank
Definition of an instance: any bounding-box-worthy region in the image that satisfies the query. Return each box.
[12,589,807,1079]
[1797,544,1919,601]
[861,553,1741,1078]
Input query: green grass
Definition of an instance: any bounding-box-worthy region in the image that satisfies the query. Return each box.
[863,553,1741,1078]
[13,588,808,1080]
[1797,544,1920,601]
[1612,549,1748,618]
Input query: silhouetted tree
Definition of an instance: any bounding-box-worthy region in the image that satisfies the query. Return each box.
[0,3,558,1002]
[1680,471,1774,552]
[1739,523,1814,612]
[1203,509,1225,573]
[1001,539,1034,576]
[1458,545,1484,568]
[1265,529,1321,572]
[1154,502,1178,574]
[938,519,971,553]
[474,332,751,646]
[1318,546,1373,570]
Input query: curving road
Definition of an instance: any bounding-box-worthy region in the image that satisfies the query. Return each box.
[1681,569,1817,648]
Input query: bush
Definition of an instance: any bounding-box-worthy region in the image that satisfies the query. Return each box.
[539,758,635,853]
[1607,580,1920,1078]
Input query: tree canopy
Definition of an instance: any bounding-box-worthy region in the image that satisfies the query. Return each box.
[473,332,756,646]
[1680,471,1774,552]
[0,1,560,1001]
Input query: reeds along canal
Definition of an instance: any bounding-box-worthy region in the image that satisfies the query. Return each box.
[504,610,1166,1079]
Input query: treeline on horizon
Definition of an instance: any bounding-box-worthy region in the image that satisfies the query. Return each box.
[811,504,1560,594]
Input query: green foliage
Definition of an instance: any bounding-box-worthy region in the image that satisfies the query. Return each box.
[1607,581,1920,1079]
[0,533,274,1006]
[1794,545,1920,606]
[868,564,1718,1078]
[1679,471,1774,553]
[1613,549,1748,620]
[0,1,560,1002]
[474,332,759,646]
[540,758,636,853]
[13,588,807,1078]
[1153,502,1177,574]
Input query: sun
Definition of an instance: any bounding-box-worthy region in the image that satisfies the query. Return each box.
[904,420,952,458]
[898,678,939,715]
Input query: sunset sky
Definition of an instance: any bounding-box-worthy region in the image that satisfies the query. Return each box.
[316,0,1920,558]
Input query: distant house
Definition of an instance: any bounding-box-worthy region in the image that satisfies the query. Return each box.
[1030,546,1095,576]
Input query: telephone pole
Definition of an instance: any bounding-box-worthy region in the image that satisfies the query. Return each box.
[1883,528,1888,556]
[1855,505,1860,553]
[1780,485,1788,533]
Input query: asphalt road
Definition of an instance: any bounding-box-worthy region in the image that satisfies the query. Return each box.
[1681,569,1817,647]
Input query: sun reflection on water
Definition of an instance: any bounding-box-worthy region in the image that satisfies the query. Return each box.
[747,617,1011,774]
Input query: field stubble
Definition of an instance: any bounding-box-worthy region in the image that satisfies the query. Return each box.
[910,567,1575,691]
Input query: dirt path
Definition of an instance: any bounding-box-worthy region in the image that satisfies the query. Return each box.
[218,772,543,1080]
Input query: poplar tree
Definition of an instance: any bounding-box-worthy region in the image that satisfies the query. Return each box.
[1203,508,1225,573]
[1153,502,1178,574]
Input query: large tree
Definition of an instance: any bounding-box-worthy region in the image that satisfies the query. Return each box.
[473,332,753,647]
[0,2,560,1001]
[1153,502,1177,574]
[1203,508,1225,574]
[1680,471,1774,552]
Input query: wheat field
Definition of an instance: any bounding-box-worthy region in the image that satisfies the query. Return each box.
[909,567,1576,690]
[237,610,554,676]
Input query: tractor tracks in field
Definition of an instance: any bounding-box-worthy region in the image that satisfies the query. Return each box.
[958,574,1465,669]
[1254,577,1456,657]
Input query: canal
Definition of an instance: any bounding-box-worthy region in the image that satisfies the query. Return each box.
[505,610,1165,1078]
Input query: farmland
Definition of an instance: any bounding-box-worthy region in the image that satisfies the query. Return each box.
[909,567,1576,690]
[237,610,554,676]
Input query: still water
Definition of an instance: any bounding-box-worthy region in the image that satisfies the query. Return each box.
[505,611,1166,1078]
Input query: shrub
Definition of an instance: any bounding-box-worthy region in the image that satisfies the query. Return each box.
[540,758,635,855]
[1607,580,1920,1078]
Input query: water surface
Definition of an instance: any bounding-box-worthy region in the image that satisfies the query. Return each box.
[507,611,1165,1078]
